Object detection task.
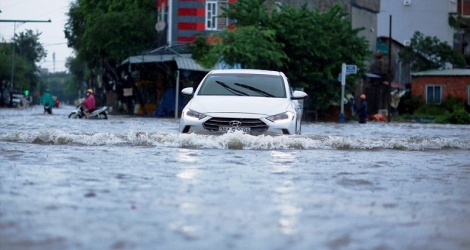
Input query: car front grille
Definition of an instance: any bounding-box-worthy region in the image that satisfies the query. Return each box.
[203,117,268,133]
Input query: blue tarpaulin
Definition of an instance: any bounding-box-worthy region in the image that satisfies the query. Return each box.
[152,88,186,117]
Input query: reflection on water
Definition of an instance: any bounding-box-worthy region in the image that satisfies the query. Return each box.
[177,169,199,180]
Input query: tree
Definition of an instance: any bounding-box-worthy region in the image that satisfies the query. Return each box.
[13,30,47,91]
[0,30,46,92]
[65,0,158,71]
[399,31,466,71]
[213,26,288,69]
[191,0,370,110]
[46,71,76,104]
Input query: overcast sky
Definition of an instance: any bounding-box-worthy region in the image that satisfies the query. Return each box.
[0,0,73,73]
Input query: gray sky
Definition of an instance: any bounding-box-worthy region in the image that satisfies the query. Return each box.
[0,0,73,73]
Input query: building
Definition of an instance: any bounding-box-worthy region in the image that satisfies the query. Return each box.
[156,0,236,46]
[157,0,380,55]
[411,69,470,106]
[453,0,470,55]
[377,0,467,54]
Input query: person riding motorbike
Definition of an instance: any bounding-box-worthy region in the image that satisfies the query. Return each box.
[82,89,96,119]
[41,89,55,114]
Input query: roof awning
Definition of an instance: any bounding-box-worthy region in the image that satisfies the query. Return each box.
[121,52,241,72]
[121,54,178,64]
[174,57,211,72]
[121,53,213,72]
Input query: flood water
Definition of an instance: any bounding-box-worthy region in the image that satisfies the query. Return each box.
[1,105,469,250]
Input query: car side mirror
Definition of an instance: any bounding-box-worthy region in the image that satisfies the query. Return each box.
[291,90,308,100]
[181,87,194,96]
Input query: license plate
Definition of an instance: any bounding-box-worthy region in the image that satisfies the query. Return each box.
[219,126,251,132]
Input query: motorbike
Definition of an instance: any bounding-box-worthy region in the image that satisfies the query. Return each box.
[44,104,52,114]
[68,104,108,119]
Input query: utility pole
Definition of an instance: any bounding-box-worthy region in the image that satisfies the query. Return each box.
[0,19,51,89]
[387,15,392,123]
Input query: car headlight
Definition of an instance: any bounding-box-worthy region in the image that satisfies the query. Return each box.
[185,109,207,120]
[266,111,294,122]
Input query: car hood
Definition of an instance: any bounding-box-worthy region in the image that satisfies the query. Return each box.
[186,96,292,116]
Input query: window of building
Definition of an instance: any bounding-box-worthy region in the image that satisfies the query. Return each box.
[206,0,228,31]
[426,85,442,104]
[157,0,168,23]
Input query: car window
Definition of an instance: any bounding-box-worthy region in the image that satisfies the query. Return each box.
[197,74,286,98]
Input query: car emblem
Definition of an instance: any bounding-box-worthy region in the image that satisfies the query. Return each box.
[229,120,242,127]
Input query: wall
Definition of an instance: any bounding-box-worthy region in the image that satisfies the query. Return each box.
[352,7,378,61]
[411,76,470,103]
[378,0,456,46]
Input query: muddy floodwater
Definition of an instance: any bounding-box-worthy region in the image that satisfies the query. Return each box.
[1,105,469,250]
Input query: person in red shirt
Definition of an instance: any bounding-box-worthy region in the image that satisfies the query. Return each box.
[82,89,96,119]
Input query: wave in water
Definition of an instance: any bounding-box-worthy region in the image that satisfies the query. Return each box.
[1,129,469,151]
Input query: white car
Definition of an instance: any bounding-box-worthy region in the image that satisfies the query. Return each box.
[179,69,308,135]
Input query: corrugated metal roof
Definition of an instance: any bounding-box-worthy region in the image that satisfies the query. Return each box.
[121,54,177,64]
[411,69,470,77]
[174,57,241,71]
[121,51,241,72]
[174,57,211,72]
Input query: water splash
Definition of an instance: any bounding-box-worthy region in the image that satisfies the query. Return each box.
[1,129,468,151]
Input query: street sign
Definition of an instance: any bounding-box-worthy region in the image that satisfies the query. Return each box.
[346,65,357,74]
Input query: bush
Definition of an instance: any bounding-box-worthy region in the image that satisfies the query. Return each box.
[398,95,470,124]
[442,96,464,112]
[414,104,446,116]
[434,109,470,124]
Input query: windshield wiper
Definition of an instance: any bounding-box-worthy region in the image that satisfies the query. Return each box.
[215,81,248,96]
[234,83,274,97]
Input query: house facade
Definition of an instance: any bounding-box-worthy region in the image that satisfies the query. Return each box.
[377,0,458,48]
[411,69,470,106]
[156,0,236,46]
[156,0,380,53]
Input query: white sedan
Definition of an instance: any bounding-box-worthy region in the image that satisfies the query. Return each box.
[179,69,308,135]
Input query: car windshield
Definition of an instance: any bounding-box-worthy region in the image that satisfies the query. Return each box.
[197,73,286,98]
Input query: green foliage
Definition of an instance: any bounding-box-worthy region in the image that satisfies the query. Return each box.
[65,0,158,69]
[192,0,370,109]
[398,31,466,71]
[436,97,470,124]
[188,35,218,69]
[45,72,76,104]
[14,30,47,64]
[66,56,87,83]
[406,96,470,124]
[0,30,46,92]
[434,109,470,124]
[442,95,464,112]
[414,104,446,116]
[213,26,288,69]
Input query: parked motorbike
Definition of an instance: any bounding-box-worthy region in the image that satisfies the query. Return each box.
[68,104,108,119]
[44,104,52,114]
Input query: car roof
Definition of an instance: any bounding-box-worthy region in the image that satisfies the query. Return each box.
[208,69,283,76]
